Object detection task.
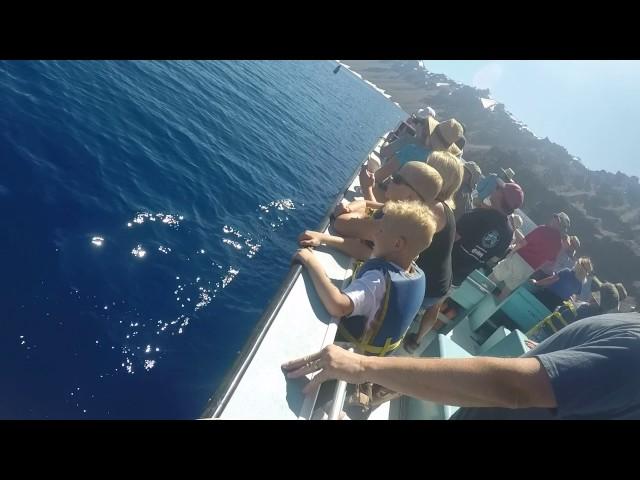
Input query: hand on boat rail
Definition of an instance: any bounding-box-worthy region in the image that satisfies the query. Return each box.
[292,247,315,266]
[298,231,323,248]
[358,164,375,188]
[333,203,351,217]
[282,344,367,395]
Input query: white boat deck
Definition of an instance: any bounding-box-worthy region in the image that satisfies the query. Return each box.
[219,248,354,419]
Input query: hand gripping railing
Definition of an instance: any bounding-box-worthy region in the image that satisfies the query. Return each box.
[327,345,354,420]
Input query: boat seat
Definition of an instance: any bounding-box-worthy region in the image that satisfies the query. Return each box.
[481,329,528,358]
[500,286,551,332]
[449,270,496,310]
[450,317,482,355]
[478,327,511,355]
[367,400,392,420]
[468,294,502,333]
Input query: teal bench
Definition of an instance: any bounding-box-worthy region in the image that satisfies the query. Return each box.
[478,327,511,355]
[501,287,551,332]
[449,270,497,311]
[481,329,528,358]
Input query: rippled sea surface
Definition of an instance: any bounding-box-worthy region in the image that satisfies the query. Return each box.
[0,60,404,418]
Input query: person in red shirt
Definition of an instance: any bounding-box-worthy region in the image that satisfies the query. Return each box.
[490,212,570,300]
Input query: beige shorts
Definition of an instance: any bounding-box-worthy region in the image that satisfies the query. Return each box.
[491,253,535,291]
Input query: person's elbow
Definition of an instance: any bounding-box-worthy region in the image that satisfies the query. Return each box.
[326,296,353,318]
[327,303,352,318]
[494,359,557,409]
[502,388,557,410]
[497,388,546,410]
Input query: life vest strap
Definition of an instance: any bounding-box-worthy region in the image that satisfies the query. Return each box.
[338,324,403,356]
[526,300,577,338]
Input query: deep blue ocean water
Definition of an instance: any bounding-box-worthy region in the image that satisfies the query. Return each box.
[0,60,404,418]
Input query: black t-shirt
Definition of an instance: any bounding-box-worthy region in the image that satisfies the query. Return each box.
[416,203,455,298]
[451,208,513,285]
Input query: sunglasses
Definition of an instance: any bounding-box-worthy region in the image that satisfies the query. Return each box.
[391,174,425,202]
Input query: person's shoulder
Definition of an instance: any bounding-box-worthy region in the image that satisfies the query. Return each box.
[526,225,547,238]
[537,224,560,237]
[546,314,640,352]
[354,265,387,285]
[484,208,508,224]
[463,208,501,227]
[361,257,388,270]
[578,313,640,336]
[362,258,401,275]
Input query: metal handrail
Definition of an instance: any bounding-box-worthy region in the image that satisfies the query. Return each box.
[327,346,354,420]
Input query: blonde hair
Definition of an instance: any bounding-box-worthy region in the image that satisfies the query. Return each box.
[398,162,443,204]
[382,200,437,258]
[426,151,463,210]
[575,257,593,276]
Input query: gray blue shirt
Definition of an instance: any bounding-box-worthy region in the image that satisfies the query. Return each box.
[394,143,431,166]
[452,313,640,419]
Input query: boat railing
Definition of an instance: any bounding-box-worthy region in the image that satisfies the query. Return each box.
[327,346,354,420]
[298,322,342,419]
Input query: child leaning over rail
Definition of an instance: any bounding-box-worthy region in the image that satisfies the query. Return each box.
[299,153,464,355]
[292,200,436,357]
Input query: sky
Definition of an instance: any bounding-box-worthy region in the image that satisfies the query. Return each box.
[423,61,640,178]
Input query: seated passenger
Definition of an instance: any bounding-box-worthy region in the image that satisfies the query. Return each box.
[531,257,594,311]
[527,281,621,343]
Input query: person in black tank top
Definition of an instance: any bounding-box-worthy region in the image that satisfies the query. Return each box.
[404,151,464,354]
[404,203,456,353]
[416,202,455,299]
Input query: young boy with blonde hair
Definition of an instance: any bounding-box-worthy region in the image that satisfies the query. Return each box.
[293,200,436,356]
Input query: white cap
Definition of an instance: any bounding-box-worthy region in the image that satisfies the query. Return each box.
[416,107,436,119]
